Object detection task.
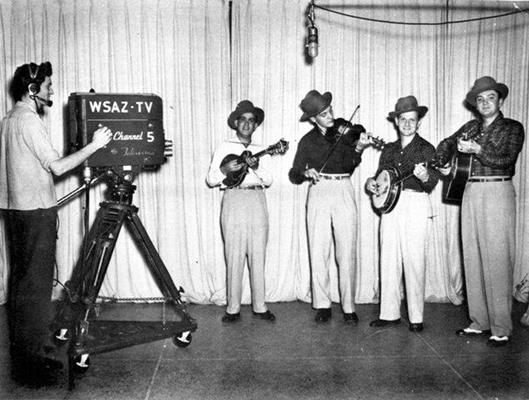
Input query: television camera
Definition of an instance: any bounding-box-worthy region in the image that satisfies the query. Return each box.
[69,92,172,186]
[55,92,196,390]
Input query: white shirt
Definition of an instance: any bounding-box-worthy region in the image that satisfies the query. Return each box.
[0,102,60,210]
[206,139,273,189]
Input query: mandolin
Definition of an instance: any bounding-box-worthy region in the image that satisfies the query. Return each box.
[220,139,289,188]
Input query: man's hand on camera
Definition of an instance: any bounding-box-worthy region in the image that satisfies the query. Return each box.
[91,126,112,150]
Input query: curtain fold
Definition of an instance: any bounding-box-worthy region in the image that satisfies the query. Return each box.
[0,0,527,309]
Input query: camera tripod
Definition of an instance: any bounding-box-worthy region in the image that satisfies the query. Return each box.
[53,168,197,390]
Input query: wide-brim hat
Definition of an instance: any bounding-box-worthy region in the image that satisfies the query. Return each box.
[228,100,264,130]
[388,95,428,119]
[300,90,332,121]
[465,76,509,107]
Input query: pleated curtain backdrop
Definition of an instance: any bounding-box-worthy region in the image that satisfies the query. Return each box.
[0,0,528,308]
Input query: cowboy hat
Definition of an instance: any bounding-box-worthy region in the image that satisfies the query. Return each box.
[388,95,428,119]
[299,90,332,121]
[465,76,509,107]
[227,100,264,130]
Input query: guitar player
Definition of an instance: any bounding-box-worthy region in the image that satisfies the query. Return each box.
[206,100,276,324]
[365,96,439,333]
[436,77,525,347]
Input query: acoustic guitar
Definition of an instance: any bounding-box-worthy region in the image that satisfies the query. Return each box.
[220,139,289,188]
[442,125,481,203]
[443,152,472,203]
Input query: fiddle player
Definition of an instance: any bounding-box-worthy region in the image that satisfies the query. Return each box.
[206,100,276,323]
[366,96,439,333]
[436,77,524,347]
[0,62,111,386]
[289,90,370,324]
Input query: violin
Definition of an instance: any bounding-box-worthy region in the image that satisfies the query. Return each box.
[325,118,365,143]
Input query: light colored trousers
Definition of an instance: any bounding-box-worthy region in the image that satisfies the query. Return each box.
[221,189,269,314]
[462,181,515,337]
[379,191,431,324]
[307,178,357,313]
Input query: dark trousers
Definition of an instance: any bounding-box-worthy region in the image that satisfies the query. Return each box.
[6,208,58,363]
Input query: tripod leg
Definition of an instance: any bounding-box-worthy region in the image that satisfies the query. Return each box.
[65,204,128,308]
[125,210,183,303]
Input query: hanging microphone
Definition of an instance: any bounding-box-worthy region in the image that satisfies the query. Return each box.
[30,94,53,107]
[306,1,318,58]
[307,25,319,58]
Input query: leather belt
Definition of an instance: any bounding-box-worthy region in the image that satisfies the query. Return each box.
[468,177,511,183]
[226,185,264,190]
[320,174,350,180]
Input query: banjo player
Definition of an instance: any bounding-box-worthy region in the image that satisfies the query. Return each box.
[365,95,440,333]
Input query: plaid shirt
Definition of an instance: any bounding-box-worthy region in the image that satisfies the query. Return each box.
[436,112,525,177]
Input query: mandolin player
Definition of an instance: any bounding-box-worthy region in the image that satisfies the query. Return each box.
[366,96,439,333]
[206,100,276,324]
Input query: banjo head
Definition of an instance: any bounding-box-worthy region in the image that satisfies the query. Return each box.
[372,168,402,213]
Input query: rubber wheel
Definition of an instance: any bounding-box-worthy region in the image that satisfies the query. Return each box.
[52,328,69,347]
[173,331,192,348]
[73,354,90,374]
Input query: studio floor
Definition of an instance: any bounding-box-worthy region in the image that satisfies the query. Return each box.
[0,300,528,400]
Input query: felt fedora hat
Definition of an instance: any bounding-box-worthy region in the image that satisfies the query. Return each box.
[299,90,332,121]
[388,95,428,119]
[228,100,264,130]
[465,76,509,107]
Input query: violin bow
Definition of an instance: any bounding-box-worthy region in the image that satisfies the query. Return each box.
[319,105,360,174]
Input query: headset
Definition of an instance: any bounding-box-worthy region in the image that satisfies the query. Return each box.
[27,63,52,107]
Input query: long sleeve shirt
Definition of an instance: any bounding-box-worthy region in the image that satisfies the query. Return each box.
[289,126,363,184]
[375,134,439,193]
[206,139,273,189]
[436,112,525,178]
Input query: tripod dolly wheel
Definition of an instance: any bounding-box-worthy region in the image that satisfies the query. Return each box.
[173,331,192,348]
[52,328,70,347]
[73,354,91,374]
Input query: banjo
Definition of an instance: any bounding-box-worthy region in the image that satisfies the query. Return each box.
[371,157,442,214]
[370,167,403,214]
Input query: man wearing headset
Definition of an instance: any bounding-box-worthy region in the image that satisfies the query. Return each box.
[0,62,111,385]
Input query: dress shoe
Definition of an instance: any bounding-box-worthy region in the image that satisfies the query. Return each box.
[369,318,401,327]
[314,309,332,323]
[409,323,424,332]
[38,355,64,370]
[37,346,64,370]
[486,335,510,347]
[12,365,59,388]
[455,327,491,336]
[253,310,276,322]
[343,312,359,324]
[221,312,241,323]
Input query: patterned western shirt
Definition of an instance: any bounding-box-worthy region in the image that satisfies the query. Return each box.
[436,112,525,178]
[375,134,439,193]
